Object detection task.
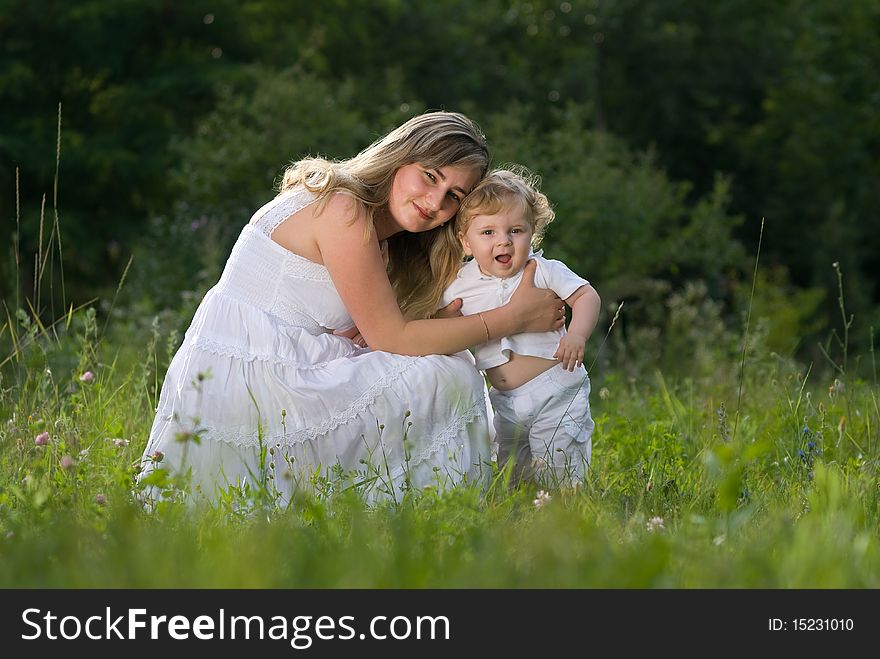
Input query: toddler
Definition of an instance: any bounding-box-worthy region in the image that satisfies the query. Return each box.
[440,168,601,486]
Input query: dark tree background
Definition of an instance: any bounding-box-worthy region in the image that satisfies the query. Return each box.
[2,0,878,361]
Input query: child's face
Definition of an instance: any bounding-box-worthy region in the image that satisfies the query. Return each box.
[458,202,534,278]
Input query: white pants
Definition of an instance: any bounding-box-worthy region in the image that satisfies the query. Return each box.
[489,364,593,487]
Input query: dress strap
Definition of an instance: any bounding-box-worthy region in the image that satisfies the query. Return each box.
[249,187,319,238]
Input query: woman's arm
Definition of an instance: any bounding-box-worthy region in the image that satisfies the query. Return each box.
[309,195,563,356]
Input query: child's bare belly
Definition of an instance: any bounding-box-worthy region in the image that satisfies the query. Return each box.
[486,352,557,391]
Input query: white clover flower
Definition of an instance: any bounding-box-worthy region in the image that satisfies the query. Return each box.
[646,516,665,532]
[533,490,552,508]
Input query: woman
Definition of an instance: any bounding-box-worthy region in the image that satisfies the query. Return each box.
[138,111,565,505]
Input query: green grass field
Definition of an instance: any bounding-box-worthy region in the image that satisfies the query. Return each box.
[2,302,878,588]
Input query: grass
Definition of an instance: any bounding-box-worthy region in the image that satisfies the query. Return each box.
[1,306,878,587]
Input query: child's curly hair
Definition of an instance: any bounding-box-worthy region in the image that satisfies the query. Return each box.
[455,164,555,250]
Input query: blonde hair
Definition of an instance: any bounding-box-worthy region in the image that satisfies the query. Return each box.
[279,111,490,319]
[456,166,555,250]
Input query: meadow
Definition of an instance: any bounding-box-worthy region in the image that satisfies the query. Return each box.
[1,273,878,588]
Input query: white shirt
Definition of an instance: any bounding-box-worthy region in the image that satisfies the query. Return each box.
[440,253,589,370]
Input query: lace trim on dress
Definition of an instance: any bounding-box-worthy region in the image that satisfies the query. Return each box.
[190,335,346,370]
[251,188,319,238]
[157,356,420,448]
[395,398,487,472]
[265,297,326,334]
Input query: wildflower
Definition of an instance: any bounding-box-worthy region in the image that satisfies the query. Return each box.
[34,431,50,446]
[829,379,844,397]
[60,455,75,469]
[646,516,665,532]
[533,490,552,508]
[599,387,610,400]
[150,450,164,463]
[531,456,548,471]
[79,371,95,383]
[713,534,726,546]
[112,438,129,448]
[95,494,107,506]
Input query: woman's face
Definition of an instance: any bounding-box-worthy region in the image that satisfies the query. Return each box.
[387,163,481,234]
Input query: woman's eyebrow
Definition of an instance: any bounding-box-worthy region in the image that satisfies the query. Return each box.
[434,168,470,197]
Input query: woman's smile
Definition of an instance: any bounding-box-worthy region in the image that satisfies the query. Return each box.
[413,202,434,221]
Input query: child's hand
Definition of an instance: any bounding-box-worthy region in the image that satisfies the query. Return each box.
[554,331,586,371]
[334,326,368,348]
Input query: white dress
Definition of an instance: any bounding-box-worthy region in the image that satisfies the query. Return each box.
[139,188,491,504]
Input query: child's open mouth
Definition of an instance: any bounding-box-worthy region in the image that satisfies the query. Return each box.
[495,255,511,264]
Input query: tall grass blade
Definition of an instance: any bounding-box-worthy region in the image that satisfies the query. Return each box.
[52,101,67,318]
[732,217,764,444]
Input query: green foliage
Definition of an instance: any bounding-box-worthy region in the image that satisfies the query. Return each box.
[738,0,880,307]
[2,302,880,588]
[168,67,376,225]
[0,0,250,301]
[733,266,827,356]
[488,107,745,296]
[3,0,878,353]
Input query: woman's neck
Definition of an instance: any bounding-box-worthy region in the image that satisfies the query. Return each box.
[372,208,402,241]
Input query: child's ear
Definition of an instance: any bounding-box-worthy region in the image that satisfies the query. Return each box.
[458,231,473,256]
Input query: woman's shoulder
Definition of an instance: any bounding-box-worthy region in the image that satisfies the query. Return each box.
[319,189,363,217]
[250,187,320,234]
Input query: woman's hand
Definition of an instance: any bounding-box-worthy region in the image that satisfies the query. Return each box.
[506,260,565,334]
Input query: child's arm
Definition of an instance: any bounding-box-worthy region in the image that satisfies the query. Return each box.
[553,284,601,371]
